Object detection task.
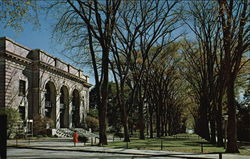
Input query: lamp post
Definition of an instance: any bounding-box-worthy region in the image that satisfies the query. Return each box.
[223,114,228,149]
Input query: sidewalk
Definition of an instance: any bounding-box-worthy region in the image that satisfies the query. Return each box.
[8,138,250,159]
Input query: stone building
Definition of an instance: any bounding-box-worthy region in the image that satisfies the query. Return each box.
[0,37,91,129]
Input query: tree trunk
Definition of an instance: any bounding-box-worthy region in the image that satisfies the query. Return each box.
[216,116,223,146]
[149,111,153,138]
[137,85,145,140]
[168,118,172,135]
[122,101,130,142]
[156,104,160,138]
[98,100,107,145]
[210,118,216,144]
[198,98,210,141]
[121,84,130,142]
[216,99,224,146]
[160,101,164,136]
[226,78,239,153]
[129,121,133,135]
[161,110,165,136]
[87,27,108,145]
[138,102,145,139]
[99,47,109,145]
[210,106,216,144]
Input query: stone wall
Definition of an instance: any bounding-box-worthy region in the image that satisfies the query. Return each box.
[0,37,91,128]
[0,58,6,108]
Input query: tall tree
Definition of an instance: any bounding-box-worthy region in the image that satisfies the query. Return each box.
[109,1,143,142]
[53,0,121,145]
[109,0,181,140]
[127,0,181,139]
[182,0,225,144]
[218,0,249,153]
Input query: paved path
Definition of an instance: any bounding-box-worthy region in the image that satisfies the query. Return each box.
[7,139,250,159]
[8,147,183,159]
[7,148,140,159]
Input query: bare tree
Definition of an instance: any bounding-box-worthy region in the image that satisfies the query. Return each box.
[218,0,249,153]
[181,0,249,152]
[53,0,121,145]
[129,0,181,139]
[143,44,183,137]
[181,0,225,144]
[109,0,181,140]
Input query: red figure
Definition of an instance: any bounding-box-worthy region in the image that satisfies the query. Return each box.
[73,131,79,147]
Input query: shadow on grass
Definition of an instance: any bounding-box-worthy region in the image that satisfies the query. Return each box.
[183,142,201,147]
[184,142,226,148]
[162,138,191,141]
[110,144,188,149]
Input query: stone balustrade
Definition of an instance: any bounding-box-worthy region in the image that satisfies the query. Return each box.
[0,37,89,82]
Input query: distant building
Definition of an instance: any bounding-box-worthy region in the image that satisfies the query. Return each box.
[0,37,91,128]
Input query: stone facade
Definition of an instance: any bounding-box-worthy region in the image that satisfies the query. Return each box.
[0,37,91,129]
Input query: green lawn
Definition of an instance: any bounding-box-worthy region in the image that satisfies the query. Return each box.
[105,134,250,155]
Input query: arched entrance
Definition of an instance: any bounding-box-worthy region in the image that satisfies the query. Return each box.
[72,89,80,128]
[60,86,69,128]
[44,81,56,128]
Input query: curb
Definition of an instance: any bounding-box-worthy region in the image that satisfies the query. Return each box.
[8,146,215,159]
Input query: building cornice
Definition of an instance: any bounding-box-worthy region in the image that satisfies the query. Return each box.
[0,37,92,88]
[38,61,92,88]
[4,50,33,65]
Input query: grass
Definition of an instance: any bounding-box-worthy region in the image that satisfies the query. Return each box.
[105,133,250,155]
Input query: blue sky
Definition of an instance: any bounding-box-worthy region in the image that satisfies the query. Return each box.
[0,13,96,84]
[0,12,73,60]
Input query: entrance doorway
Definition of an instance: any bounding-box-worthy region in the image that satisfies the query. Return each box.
[44,82,56,128]
[72,89,80,128]
[60,86,69,128]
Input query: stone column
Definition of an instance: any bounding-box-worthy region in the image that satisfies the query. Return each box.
[24,97,28,120]
[81,92,87,127]
[40,89,46,117]
[79,95,84,125]
[85,90,90,112]
[68,95,73,128]
[55,91,61,129]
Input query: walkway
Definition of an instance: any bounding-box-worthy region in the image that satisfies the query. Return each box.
[7,138,249,159]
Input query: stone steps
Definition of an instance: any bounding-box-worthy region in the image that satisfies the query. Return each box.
[53,128,98,139]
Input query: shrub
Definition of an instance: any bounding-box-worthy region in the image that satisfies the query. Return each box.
[33,115,54,136]
[15,133,25,139]
[85,116,99,132]
[0,107,21,138]
[114,132,124,138]
[88,109,98,118]
[37,135,43,138]
[78,135,88,143]
[108,126,122,134]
